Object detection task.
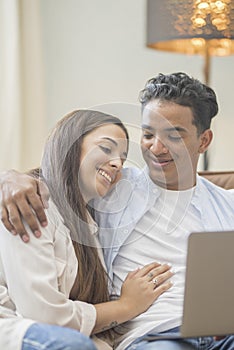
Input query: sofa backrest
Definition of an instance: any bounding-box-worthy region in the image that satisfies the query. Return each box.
[199,171,234,190]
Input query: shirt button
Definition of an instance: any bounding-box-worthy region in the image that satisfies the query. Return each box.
[123,229,128,234]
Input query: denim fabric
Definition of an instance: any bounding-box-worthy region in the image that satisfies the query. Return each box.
[126,327,234,350]
[22,323,97,350]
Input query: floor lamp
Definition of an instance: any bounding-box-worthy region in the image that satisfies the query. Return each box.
[146,0,234,170]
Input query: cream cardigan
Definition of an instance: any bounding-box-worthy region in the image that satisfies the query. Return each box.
[0,200,111,350]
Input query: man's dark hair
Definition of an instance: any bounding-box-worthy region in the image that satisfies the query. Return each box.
[139,72,218,135]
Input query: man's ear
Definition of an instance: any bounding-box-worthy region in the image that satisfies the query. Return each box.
[198,129,213,154]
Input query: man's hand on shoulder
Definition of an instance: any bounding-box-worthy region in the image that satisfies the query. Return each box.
[0,169,50,242]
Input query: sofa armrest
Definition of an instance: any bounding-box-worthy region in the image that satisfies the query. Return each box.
[198,171,234,190]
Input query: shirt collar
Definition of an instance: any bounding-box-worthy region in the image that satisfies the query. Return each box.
[86,211,98,235]
[140,165,198,196]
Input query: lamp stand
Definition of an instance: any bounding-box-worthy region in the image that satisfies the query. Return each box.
[203,45,211,171]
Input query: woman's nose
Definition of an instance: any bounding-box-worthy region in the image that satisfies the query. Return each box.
[109,156,123,170]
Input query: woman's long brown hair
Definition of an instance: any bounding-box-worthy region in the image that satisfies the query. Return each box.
[40,110,129,306]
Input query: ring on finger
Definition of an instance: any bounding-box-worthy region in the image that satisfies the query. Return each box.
[152,278,159,286]
[147,272,154,279]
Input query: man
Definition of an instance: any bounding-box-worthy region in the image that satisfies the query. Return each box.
[1,72,234,349]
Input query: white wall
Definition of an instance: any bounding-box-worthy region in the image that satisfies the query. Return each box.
[39,0,234,171]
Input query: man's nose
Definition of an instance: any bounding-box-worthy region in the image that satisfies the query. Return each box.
[150,136,168,155]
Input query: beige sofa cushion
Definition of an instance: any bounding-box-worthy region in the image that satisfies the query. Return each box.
[199,171,234,190]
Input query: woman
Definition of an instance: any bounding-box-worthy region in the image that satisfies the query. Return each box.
[0,110,173,350]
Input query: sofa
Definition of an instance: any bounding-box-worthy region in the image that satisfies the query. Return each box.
[199,171,234,190]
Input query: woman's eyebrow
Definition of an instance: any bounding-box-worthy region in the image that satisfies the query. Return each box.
[100,137,118,146]
[100,137,128,158]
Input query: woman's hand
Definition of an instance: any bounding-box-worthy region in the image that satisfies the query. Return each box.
[119,261,173,318]
[0,169,49,241]
[93,262,173,334]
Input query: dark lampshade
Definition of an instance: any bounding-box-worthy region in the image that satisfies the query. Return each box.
[146,0,234,170]
[147,0,234,57]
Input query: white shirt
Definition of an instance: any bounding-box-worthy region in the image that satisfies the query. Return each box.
[0,200,110,350]
[112,187,204,349]
[94,166,234,350]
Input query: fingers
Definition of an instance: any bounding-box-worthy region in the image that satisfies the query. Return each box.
[144,263,174,292]
[6,201,35,242]
[131,262,162,278]
[27,189,48,227]
[17,199,44,239]
[0,170,50,241]
[2,189,48,242]
[153,280,173,296]
[37,181,50,209]
[0,206,16,234]
[18,181,50,234]
[127,262,174,290]
[150,267,174,288]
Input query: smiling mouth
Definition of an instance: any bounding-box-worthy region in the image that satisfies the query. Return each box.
[150,158,174,167]
[97,169,113,183]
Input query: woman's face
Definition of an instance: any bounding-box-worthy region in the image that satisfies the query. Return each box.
[79,123,128,202]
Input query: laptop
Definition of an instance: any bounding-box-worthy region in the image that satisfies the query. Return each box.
[180,230,234,338]
[144,230,234,341]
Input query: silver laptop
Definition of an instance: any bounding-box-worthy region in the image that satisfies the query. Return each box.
[144,230,234,341]
[181,230,234,338]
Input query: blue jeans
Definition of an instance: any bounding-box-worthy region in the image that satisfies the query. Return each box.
[22,323,97,350]
[126,327,234,350]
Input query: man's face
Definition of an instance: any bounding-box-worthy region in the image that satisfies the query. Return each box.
[141,100,212,190]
